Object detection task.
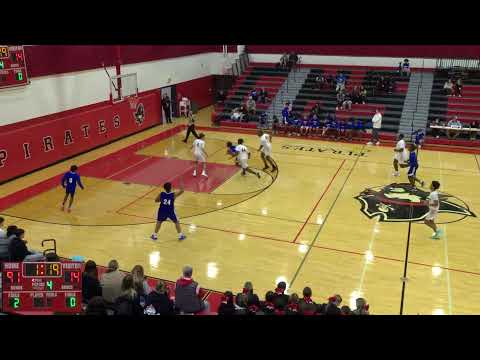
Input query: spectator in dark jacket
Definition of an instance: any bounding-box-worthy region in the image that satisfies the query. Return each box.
[261,291,276,315]
[234,293,249,315]
[236,281,260,308]
[341,306,352,315]
[174,265,209,314]
[0,225,17,260]
[273,281,289,310]
[82,260,102,303]
[352,297,370,315]
[145,280,174,315]
[161,95,172,124]
[299,287,317,315]
[325,294,343,315]
[85,296,108,316]
[8,228,44,262]
[218,291,236,315]
[259,88,268,104]
[114,274,144,316]
[285,293,300,315]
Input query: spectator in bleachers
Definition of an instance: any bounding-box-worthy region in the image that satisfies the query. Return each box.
[8,228,44,262]
[175,265,209,314]
[272,281,289,310]
[286,293,300,315]
[315,75,326,89]
[85,296,108,316]
[216,90,226,104]
[336,90,345,110]
[341,306,353,315]
[282,102,290,124]
[231,107,244,122]
[114,274,144,316]
[218,291,236,315]
[324,294,342,315]
[401,59,410,77]
[131,265,151,303]
[443,79,454,96]
[250,89,258,102]
[261,291,276,315]
[326,74,335,88]
[246,96,256,115]
[288,52,299,70]
[359,86,367,104]
[336,72,347,92]
[0,217,4,239]
[351,86,361,104]
[145,280,175,315]
[237,281,260,308]
[322,113,338,138]
[367,109,382,145]
[0,225,16,261]
[82,260,103,304]
[342,91,353,110]
[455,77,463,97]
[279,53,289,69]
[447,116,462,139]
[469,121,478,140]
[310,102,321,118]
[299,287,317,315]
[259,88,269,104]
[100,259,124,304]
[352,297,370,315]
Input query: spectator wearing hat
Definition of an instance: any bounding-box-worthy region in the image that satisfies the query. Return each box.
[100,259,125,304]
[175,265,209,314]
[353,297,370,315]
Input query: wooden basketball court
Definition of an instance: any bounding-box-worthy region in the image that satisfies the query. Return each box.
[1,107,480,314]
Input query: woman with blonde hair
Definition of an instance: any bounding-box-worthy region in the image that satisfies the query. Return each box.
[114,274,143,316]
[131,265,151,300]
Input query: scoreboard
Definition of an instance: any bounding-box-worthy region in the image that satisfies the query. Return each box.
[0,45,29,89]
[1,262,83,314]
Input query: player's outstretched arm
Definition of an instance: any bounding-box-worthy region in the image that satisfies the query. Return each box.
[155,193,162,203]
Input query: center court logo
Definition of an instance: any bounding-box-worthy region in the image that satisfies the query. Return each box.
[355,183,476,223]
[281,144,370,157]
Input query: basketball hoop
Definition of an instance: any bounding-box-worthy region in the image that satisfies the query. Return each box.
[127,95,139,110]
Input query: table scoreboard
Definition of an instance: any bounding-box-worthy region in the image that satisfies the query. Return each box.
[0,45,29,89]
[1,261,83,314]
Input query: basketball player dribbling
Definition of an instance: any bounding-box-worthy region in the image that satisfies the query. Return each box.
[151,181,186,241]
[235,139,261,178]
[423,180,442,240]
[400,143,425,188]
[192,133,208,177]
[61,165,84,213]
[393,134,408,177]
[257,130,277,172]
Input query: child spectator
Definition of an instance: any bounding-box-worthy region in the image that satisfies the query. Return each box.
[352,297,370,315]
[341,305,353,315]
[324,294,342,315]
[273,281,289,310]
[261,291,276,315]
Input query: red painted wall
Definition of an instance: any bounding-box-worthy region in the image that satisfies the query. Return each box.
[176,75,214,109]
[247,45,480,59]
[24,45,221,78]
[0,91,162,183]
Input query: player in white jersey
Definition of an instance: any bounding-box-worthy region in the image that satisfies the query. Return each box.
[235,139,261,178]
[392,133,408,176]
[257,130,277,172]
[191,133,208,177]
[423,180,443,239]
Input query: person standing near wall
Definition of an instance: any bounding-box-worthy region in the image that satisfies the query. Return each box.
[162,95,172,124]
[367,109,382,145]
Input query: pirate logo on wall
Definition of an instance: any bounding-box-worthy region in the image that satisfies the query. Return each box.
[355,183,475,223]
[134,102,145,125]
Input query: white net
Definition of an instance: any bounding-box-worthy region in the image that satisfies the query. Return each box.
[110,73,138,102]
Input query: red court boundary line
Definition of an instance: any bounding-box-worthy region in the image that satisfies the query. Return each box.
[117,209,480,278]
[292,159,346,243]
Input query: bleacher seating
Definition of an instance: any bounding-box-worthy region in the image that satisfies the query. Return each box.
[213,65,289,126]
[292,65,407,134]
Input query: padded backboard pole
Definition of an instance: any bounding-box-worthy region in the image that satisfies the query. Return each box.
[116,45,122,99]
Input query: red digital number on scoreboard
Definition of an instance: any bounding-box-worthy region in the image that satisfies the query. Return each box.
[0,45,29,89]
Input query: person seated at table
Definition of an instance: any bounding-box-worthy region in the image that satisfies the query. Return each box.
[447,116,462,139]
[429,118,442,138]
[443,79,453,96]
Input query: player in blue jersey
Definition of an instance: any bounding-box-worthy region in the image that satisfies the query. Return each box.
[300,115,310,136]
[400,143,425,188]
[61,165,84,213]
[151,182,186,241]
[413,129,425,148]
[310,115,320,137]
